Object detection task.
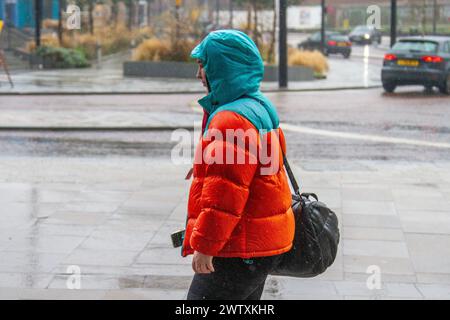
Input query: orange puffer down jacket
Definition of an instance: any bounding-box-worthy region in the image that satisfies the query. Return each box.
[182,30,295,258]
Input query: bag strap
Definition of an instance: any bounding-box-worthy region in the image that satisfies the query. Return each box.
[281,148,301,197]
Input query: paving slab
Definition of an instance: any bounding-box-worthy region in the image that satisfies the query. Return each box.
[405,233,450,274]
[0,157,449,299]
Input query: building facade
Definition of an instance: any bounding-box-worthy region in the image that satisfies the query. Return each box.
[0,0,59,29]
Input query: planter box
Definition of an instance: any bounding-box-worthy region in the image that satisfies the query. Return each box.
[124,61,314,82]
[263,64,314,82]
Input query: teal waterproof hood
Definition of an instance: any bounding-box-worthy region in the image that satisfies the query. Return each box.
[191,29,279,131]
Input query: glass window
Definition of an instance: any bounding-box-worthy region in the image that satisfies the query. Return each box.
[393,41,438,53]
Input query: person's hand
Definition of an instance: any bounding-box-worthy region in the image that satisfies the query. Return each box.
[192,251,215,274]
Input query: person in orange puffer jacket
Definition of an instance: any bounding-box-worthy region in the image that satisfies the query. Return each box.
[183,30,295,300]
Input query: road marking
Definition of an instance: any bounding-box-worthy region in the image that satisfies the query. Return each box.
[281,123,450,149]
[191,101,450,149]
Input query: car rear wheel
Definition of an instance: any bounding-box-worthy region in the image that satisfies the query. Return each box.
[382,82,396,93]
[343,52,350,59]
[438,74,450,95]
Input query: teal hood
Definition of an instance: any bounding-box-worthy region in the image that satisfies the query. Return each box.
[191,29,279,130]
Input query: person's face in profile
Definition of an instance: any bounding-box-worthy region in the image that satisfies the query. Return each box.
[196,59,209,92]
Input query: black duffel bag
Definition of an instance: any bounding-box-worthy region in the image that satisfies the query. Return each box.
[272,154,340,278]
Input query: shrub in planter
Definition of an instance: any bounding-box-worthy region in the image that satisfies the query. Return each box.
[288,48,329,76]
[133,38,195,62]
[132,38,170,62]
[26,34,61,53]
[36,46,90,69]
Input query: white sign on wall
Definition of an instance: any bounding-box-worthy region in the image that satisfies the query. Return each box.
[288,6,322,30]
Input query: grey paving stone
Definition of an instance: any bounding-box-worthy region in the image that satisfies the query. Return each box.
[148,220,186,247]
[417,273,450,285]
[143,275,192,290]
[334,280,385,297]
[48,274,146,290]
[102,288,187,300]
[168,200,190,222]
[343,295,422,300]
[416,284,450,299]
[398,210,450,234]
[0,273,54,289]
[266,276,338,297]
[73,190,132,203]
[0,183,34,202]
[135,246,191,265]
[63,249,140,267]
[344,272,417,284]
[104,214,167,232]
[342,200,397,216]
[45,212,111,226]
[53,264,194,277]
[115,200,176,216]
[62,202,121,213]
[3,235,86,254]
[394,198,450,212]
[33,190,82,204]
[344,255,415,275]
[0,288,107,300]
[383,283,423,298]
[405,233,450,274]
[343,214,402,229]
[392,187,445,201]
[343,227,405,241]
[341,187,393,202]
[336,281,423,298]
[0,251,67,273]
[344,239,410,258]
[78,228,154,252]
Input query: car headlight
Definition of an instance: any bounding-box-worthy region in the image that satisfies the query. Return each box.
[364,34,370,39]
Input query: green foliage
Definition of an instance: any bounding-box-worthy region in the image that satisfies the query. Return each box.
[36,46,90,69]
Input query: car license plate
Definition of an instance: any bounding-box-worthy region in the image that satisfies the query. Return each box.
[337,42,347,47]
[397,59,419,67]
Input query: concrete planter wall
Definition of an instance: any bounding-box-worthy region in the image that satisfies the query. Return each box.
[124,61,314,82]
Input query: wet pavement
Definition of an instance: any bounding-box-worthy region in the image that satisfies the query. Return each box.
[1,89,450,299]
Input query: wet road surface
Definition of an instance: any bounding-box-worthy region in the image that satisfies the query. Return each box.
[0,88,448,165]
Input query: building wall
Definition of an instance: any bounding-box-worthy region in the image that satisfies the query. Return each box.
[0,1,4,22]
[0,0,59,29]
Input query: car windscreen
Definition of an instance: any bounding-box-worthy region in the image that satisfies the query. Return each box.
[329,35,348,41]
[393,41,438,53]
[353,26,369,32]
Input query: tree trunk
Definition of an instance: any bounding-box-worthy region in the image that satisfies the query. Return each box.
[267,4,277,64]
[89,1,94,34]
[252,0,259,48]
[111,1,118,27]
[127,1,134,30]
[246,3,252,33]
[229,0,233,28]
[58,0,63,45]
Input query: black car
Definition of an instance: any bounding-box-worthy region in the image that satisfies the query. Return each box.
[381,36,450,94]
[298,31,352,58]
[349,25,382,45]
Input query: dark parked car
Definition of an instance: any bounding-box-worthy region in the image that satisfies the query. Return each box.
[349,25,382,44]
[298,31,352,58]
[381,36,450,94]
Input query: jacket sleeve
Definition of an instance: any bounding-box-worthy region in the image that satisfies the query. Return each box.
[190,111,259,256]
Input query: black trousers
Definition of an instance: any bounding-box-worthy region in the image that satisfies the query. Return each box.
[187,254,283,300]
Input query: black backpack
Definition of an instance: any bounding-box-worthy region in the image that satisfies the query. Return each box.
[272,154,340,278]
